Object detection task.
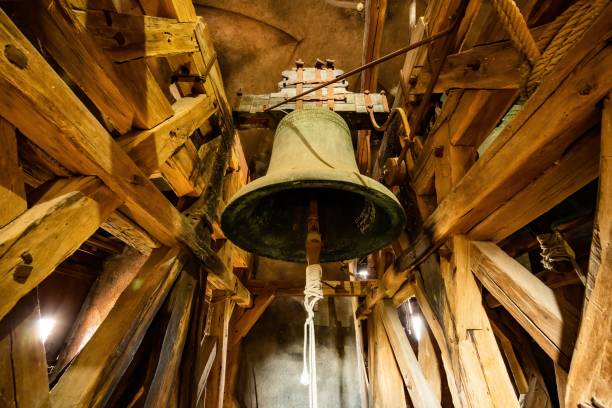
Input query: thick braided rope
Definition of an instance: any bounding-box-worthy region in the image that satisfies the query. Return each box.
[490,0,541,66]
[526,0,608,94]
[302,264,323,408]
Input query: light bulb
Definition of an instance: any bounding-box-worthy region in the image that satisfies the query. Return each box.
[300,368,310,385]
[38,317,56,343]
[411,314,423,341]
[357,267,368,279]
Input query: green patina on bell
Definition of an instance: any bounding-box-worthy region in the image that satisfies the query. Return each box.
[221,108,406,263]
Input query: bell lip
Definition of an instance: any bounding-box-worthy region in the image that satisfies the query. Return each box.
[221,167,407,263]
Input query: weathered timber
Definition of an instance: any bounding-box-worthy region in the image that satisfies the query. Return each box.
[380,300,440,408]
[144,269,196,407]
[565,94,612,407]
[0,118,26,228]
[72,9,198,62]
[28,0,136,133]
[228,292,274,348]
[117,94,216,177]
[101,211,160,255]
[489,320,529,395]
[49,246,150,382]
[204,296,227,408]
[0,177,120,321]
[425,8,611,243]
[369,302,407,408]
[470,128,600,241]
[50,247,185,407]
[0,11,227,276]
[470,241,579,370]
[417,322,444,404]
[0,292,50,408]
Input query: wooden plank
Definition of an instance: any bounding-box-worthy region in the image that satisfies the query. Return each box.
[490,320,529,395]
[470,128,600,241]
[204,296,226,408]
[470,241,579,369]
[117,94,216,177]
[101,210,160,255]
[247,279,376,297]
[0,177,120,321]
[565,94,612,407]
[228,292,274,348]
[380,300,440,408]
[0,11,227,276]
[50,247,185,407]
[0,292,50,408]
[28,0,136,133]
[361,0,387,91]
[368,302,406,408]
[73,9,198,61]
[0,117,26,228]
[425,8,612,244]
[144,269,196,407]
[417,324,443,404]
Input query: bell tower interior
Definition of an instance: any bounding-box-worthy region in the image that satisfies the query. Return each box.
[0,1,609,407]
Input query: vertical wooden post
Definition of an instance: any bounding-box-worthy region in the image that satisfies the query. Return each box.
[0,117,26,228]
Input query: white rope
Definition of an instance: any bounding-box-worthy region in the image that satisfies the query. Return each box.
[302,264,323,408]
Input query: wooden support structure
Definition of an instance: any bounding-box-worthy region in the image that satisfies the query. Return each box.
[0,118,26,228]
[50,247,185,407]
[380,300,440,408]
[565,93,612,407]
[247,279,376,297]
[228,291,275,348]
[470,241,579,369]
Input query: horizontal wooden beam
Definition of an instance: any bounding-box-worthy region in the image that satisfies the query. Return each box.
[425,9,611,244]
[470,241,579,369]
[73,9,198,62]
[0,177,120,321]
[247,279,377,297]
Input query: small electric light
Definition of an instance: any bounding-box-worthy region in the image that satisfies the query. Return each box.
[38,317,56,344]
[411,314,423,341]
[300,368,310,385]
[357,267,368,279]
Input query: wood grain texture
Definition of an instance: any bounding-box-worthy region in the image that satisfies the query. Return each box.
[0,177,120,321]
[380,300,440,408]
[0,117,26,228]
[50,247,184,407]
[565,94,612,407]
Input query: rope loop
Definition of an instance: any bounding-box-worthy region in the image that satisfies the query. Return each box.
[302,264,323,408]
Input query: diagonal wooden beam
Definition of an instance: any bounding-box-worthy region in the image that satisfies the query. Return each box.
[228,291,275,348]
[470,241,579,370]
[50,247,186,407]
[380,299,440,408]
[0,177,121,321]
[565,93,612,407]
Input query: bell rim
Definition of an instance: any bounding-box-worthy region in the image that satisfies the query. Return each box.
[221,167,407,263]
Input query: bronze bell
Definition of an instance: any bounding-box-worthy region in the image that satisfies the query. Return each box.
[221,108,406,263]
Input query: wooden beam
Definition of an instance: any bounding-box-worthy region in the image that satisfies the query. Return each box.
[0,10,227,276]
[380,300,441,408]
[50,247,185,407]
[361,0,387,91]
[0,177,120,321]
[470,128,600,242]
[101,210,160,255]
[425,8,611,244]
[0,117,26,228]
[228,291,274,348]
[470,241,579,369]
[247,279,376,297]
[144,269,196,407]
[139,0,197,23]
[0,292,50,408]
[117,94,216,177]
[565,94,612,407]
[369,302,407,408]
[490,320,529,395]
[72,9,198,62]
[49,246,150,382]
[203,295,227,408]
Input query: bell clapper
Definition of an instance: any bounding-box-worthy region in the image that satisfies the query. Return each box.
[303,198,323,408]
